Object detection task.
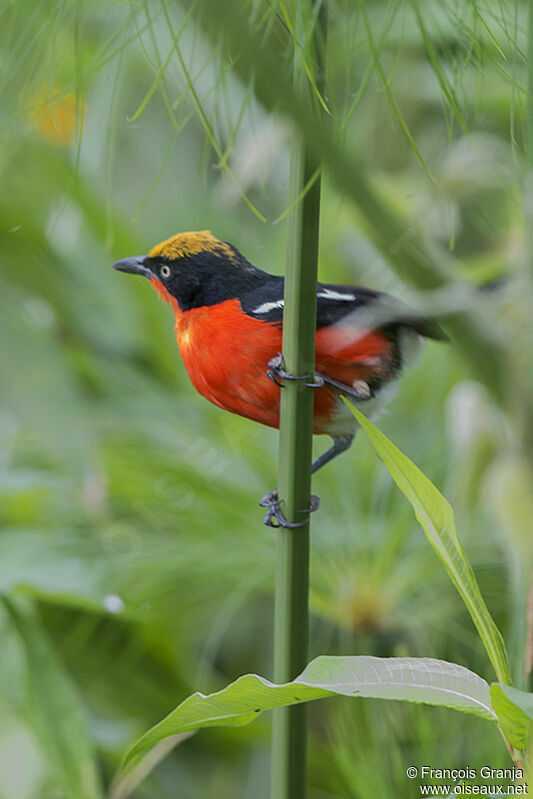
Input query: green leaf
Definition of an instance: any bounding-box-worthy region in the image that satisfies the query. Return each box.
[123,655,496,766]
[490,683,533,750]
[346,402,511,686]
[2,597,103,799]
[109,733,195,799]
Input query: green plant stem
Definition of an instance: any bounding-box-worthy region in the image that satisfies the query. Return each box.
[271,4,326,798]
[272,145,320,799]
[526,0,533,177]
[526,0,533,445]
[523,0,533,692]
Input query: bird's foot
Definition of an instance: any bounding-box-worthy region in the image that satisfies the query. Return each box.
[267,354,373,402]
[259,489,320,528]
[266,353,324,389]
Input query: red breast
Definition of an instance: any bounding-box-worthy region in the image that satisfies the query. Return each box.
[152,279,395,435]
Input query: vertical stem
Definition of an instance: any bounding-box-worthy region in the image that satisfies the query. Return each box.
[524,0,533,691]
[527,0,533,177]
[526,0,533,421]
[271,3,327,799]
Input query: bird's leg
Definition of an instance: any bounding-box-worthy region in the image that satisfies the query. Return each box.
[268,354,374,403]
[260,435,354,526]
[311,433,355,473]
[262,356,367,527]
[318,374,374,401]
[266,353,324,389]
[262,353,323,527]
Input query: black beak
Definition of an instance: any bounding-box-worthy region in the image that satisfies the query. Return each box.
[112,256,154,279]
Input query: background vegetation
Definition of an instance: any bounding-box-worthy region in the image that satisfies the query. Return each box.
[1,0,532,797]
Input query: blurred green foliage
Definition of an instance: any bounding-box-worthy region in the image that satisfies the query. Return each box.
[0,0,532,797]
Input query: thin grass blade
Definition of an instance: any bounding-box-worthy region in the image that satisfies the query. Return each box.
[346,402,511,686]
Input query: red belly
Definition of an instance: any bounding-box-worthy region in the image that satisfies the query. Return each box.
[173,299,393,435]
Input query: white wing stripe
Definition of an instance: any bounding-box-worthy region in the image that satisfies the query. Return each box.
[317,289,356,301]
[253,288,355,314]
[253,299,284,314]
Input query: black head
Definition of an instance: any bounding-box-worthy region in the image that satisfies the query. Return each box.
[112,230,266,311]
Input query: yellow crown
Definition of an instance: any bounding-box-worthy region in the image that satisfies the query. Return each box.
[148,230,235,261]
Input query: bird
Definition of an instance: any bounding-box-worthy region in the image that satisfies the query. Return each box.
[113,230,444,525]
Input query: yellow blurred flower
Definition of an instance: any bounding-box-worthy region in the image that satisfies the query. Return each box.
[28,86,82,147]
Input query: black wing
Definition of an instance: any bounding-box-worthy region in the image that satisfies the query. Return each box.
[241,278,444,340]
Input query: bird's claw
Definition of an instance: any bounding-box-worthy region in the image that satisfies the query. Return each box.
[266,353,324,389]
[259,489,320,528]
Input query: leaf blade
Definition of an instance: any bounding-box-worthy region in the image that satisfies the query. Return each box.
[345,402,511,686]
[490,683,533,750]
[123,655,496,766]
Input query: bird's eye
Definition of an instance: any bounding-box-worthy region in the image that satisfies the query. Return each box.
[160,265,171,279]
